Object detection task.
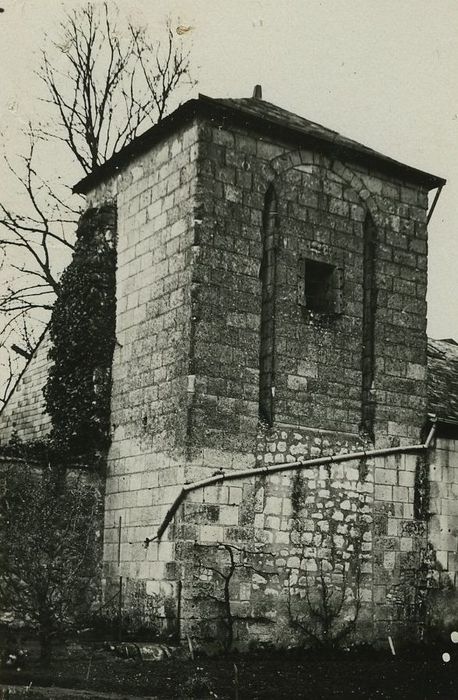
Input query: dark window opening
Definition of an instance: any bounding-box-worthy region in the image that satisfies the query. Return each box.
[360,212,377,441]
[259,185,278,426]
[299,259,342,315]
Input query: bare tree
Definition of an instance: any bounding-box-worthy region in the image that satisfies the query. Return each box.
[39,3,192,174]
[286,556,362,649]
[194,543,274,652]
[0,2,194,393]
[0,130,78,320]
[0,463,101,663]
[0,354,15,409]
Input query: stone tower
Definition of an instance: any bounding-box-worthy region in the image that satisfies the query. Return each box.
[3,91,448,646]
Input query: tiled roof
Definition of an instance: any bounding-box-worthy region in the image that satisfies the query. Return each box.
[427,338,458,423]
[210,95,420,173]
[74,93,445,194]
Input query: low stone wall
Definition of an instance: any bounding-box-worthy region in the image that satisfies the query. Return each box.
[101,424,451,650]
[170,426,435,649]
[0,332,52,444]
[426,436,458,636]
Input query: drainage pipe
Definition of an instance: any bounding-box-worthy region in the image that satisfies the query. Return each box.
[427,185,444,225]
[146,421,437,544]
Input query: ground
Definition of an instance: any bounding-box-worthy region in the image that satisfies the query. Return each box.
[1,644,458,699]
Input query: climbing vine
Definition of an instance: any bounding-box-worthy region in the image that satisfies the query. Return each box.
[414,453,430,520]
[43,204,117,466]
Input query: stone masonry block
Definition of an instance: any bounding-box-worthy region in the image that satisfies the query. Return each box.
[375,468,397,486]
[200,525,224,543]
[219,505,239,525]
[375,485,393,501]
[287,374,308,391]
[264,496,283,515]
[398,471,413,488]
[406,363,427,380]
[297,360,318,378]
[392,486,409,502]
[441,500,458,516]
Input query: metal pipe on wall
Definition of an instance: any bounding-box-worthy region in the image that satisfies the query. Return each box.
[146,421,437,544]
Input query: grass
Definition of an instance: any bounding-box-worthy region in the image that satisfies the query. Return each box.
[1,643,458,698]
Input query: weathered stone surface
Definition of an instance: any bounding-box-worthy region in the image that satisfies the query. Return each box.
[0,331,52,442]
[0,95,454,649]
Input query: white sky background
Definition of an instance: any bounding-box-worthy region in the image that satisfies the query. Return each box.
[0,0,457,343]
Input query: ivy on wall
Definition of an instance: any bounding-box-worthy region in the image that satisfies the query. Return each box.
[43,204,117,465]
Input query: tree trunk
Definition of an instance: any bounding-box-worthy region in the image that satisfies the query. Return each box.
[39,626,52,665]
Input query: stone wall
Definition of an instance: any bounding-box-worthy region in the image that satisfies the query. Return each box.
[0,107,445,647]
[0,331,52,444]
[188,120,429,459]
[81,114,433,645]
[179,427,373,647]
[429,437,458,584]
[178,429,458,649]
[372,450,429,640]
[362,435,458,640]
[175,118,432,646]
[177,428,437,648]
[86,121,199,629]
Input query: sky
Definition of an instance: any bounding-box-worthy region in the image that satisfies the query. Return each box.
[0,0,457,342]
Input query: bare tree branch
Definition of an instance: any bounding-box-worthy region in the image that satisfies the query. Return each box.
[38,3,194,174]
[0,2,194,395]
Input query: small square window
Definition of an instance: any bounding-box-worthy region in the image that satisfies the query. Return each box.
[298,258,343,315]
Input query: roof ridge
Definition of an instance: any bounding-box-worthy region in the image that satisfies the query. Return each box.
[74,93,446,195]
[199,92,340,135]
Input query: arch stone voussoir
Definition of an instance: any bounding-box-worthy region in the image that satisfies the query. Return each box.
[270,149,314,177]
[268,148,381,220]
[330,160,380,219]
[299,150,314,165]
